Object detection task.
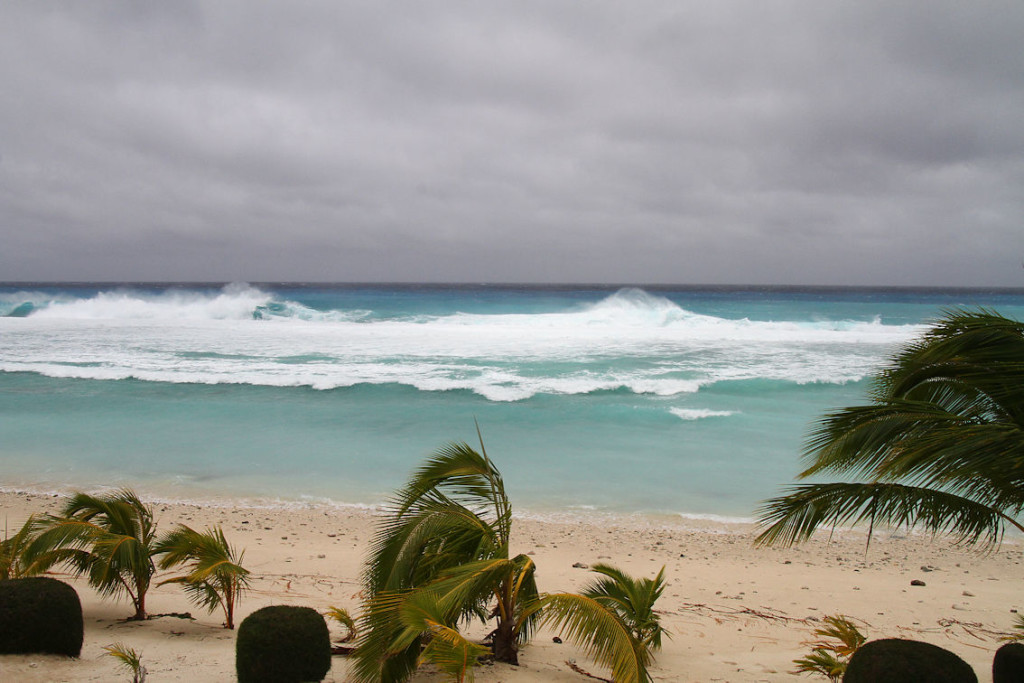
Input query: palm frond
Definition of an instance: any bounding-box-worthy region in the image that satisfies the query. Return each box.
[581,564,668,651]
[1,515,46,579]
[365,442,512,598]
[350,589,423,683]
[1001,613,1024,642]
[538,592,650,683]
[23,492,158,618]
[792,648,845,681]
[103,642,147,683]
[326,605,358,642]
[755,482,1012,549]
[805,615,866,657]
[792,615,865,681]
[154,524,249,628]
[759,310,1024,551]
[401,590,489,682]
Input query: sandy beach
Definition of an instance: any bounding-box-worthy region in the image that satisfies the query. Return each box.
[1,489,1020,682]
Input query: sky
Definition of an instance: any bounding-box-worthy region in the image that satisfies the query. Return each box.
[1,2,1022,287]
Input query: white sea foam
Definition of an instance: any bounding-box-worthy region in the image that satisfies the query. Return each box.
[670,408,737,421]
[26,283,270,320]
[0,285,925,400]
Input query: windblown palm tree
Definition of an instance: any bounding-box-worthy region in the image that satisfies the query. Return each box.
[352,438,662,683]
[581,563,668,653]
[539,563,668,683]
[756,309,1024,549]
[25,489,159,620]
[1,515,45,580]
[352,439,536,682]
[155,524,250,629]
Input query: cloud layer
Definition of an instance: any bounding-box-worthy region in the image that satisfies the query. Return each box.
[2,2,1022,285]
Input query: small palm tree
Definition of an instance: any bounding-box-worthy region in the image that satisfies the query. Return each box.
[155,524,250,629]
[103,642,147,683]
[25,489,159,620]
[326,605,358,643]
[1,515,44,580]
[539,564,668,683]
[792,615,866,681]
[352,436,664,683]
[581,564,668,652]
[353,438,535,682]
[757,309,1024,549]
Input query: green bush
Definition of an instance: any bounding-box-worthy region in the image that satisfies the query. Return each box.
[843,638,976,683]
[236,605,331,683]
[994,642,1024,683]
[0,577,83,657]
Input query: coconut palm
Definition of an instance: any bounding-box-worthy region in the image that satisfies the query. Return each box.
[352,438,660,683]
[1,515,45,580]
[155,524,250,629]
[352,439,534,682]
[103,642,148,683]
[756,309,1024,549]
[25,489,159,620]
[581,563,668,653]
[538,563,669,683]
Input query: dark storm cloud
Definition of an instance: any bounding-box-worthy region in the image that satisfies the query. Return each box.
[1,1,1022,285]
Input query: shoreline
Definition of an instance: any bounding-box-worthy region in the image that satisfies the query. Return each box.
[2,489,1022,682]
[0,480,759,531]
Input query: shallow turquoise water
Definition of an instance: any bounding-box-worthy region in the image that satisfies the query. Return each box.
[2,283,1022,519]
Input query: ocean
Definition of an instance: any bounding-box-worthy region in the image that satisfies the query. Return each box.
[2,283,1023,522]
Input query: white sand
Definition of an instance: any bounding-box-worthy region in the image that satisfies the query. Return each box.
[1,490,1020,682]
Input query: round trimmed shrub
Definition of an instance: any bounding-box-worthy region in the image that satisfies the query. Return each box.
[994,642,1024,683]
[843,638,976,682]
[0,577,83,657]
[236,605,331,683]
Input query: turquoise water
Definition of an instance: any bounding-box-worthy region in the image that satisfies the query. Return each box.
[2,283,1023,520]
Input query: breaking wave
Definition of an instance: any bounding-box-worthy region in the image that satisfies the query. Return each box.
[0,284,924,401]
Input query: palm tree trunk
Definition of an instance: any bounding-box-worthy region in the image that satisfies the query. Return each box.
[132,577,148,620]
[491,618,518,665]
[224,586,235,629]
[133,592,147,621]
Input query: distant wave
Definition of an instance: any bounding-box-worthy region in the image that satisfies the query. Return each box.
[20,283,274,320]
[0,284,926,401]
[670,408,737,421]
[3,283,921,338]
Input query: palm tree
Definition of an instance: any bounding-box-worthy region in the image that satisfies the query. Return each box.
[756,309,1024,549]
[581,563,668,654]
[155,524,250,629]
[25,489,159,620]
[103,642,148,683]
[352,438,660,683]
[352,439,536,682]
[539,563,669,683]
[1,515,45,580]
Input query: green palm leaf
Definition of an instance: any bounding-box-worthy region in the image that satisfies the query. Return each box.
[103,642,147,683]
[537,592,650,683]
[581,564,668,651]
[755,482,1018,548]
[23,489,157,619]
[155,524,249,629]
[353,436,662,683]
[0,515,46,580]
[326,605,358,642]
[757,309,1024,550]
[400,590,490,682]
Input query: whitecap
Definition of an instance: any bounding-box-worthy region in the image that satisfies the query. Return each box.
[670,408,737,421]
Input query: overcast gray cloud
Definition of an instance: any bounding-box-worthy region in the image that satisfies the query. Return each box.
[1,1,1022,285]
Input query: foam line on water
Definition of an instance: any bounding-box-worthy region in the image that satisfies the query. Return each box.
[0,284,926,400]
[670,408,737,420]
